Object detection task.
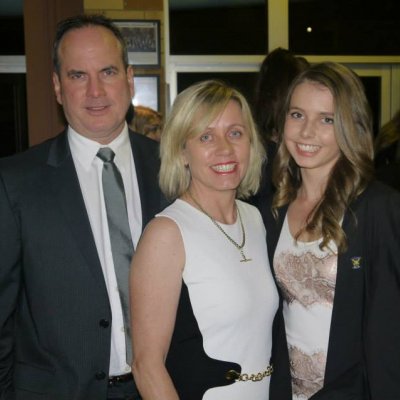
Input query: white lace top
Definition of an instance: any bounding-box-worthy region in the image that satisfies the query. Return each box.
[274,214,338,400]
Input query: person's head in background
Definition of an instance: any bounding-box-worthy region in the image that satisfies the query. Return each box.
[130,105,163,142]
[374,109,400,167]
[254,47,309,144]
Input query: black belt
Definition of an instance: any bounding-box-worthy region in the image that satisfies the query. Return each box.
[108,373,133,386]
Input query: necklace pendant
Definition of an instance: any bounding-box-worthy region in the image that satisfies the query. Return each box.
[187,191,252,264]
[240,250,252,263]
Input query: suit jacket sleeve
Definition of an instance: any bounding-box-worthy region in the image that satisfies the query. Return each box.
[365,182,400,399]
[0,171,21,394]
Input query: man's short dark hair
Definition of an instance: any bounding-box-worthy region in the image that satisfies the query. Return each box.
[53,14,129,75]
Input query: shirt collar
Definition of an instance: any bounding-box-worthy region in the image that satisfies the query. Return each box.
[68,124,130,171]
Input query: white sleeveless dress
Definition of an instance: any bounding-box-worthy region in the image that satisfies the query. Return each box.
[158,199,278,400]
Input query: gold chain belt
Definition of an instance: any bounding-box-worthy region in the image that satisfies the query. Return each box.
[225,365,273,382]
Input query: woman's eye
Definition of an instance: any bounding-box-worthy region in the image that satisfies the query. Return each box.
[200,133,212,142]
[323,116,334,124]
[229,130,242,138]
[289,111,303,119]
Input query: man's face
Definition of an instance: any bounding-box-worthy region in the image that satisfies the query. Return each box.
[53,26,134,144]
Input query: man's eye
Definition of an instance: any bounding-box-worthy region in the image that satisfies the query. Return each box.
[103,68,116,77]
[70,73,84,80]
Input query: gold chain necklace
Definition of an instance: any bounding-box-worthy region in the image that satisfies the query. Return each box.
[187,191,252,263]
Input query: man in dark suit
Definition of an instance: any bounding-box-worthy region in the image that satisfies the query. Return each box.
[0,14,165,400]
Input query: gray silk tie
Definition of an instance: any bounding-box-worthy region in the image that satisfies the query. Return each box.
[97,147,133,365]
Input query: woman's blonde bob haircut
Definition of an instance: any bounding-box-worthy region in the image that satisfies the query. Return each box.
[159,80,265,200]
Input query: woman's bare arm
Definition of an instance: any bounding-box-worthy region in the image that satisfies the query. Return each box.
[130,216,184,400]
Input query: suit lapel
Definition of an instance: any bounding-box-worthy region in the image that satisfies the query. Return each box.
[46,132,106,287]
[129,131,163,228]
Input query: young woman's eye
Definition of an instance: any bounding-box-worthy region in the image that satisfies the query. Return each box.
[289,111,303,119]
[322,116,334,124]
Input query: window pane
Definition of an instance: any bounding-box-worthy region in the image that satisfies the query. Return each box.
[177,72,258,105]
[169,0,267,55]
[289,0,400,55]
[0,17,24,55]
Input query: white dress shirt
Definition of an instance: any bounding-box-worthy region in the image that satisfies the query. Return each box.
[68,124,142,375]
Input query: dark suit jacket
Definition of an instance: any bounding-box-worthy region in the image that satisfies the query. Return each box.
[0,130,166,400]
[256,181,400,400]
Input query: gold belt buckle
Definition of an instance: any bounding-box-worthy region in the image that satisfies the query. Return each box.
[225,365,273,382]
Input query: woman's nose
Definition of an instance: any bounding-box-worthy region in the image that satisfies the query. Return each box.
[216,136,234,154]
[300,120,316,138]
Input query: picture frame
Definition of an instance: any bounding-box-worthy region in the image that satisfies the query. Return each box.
[114,20,161,68]
[132,75,160,112]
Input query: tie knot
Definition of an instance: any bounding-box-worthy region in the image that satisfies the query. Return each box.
[97,147,115,163]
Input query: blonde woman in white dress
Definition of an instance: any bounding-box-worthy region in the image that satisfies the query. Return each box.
[130,80,279,400]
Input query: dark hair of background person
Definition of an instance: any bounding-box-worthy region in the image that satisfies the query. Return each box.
[52,14,129,75]
[374,109,400,167]
[374,109,400,191]
[249,48,309,207]
[253,47,309,144]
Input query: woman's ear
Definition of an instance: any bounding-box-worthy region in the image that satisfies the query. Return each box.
[181,146,189,167]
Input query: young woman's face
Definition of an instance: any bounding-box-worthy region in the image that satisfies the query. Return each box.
[284,81,341,178]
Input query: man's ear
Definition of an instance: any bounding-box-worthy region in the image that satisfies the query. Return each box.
[127,65,134,98]
[52,72,63,105]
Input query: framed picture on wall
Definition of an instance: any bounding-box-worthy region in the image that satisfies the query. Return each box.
[114,20,160,68]
[133,75,160,112]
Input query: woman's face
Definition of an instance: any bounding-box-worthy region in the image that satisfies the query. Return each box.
[183,100,251,197]
[284,80,341,179]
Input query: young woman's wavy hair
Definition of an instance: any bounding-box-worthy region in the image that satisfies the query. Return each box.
[272,62,374,252]
[159,80,265,200]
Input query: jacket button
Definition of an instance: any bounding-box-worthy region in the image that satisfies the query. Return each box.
[95,371,107,380]
[99,319,110,328]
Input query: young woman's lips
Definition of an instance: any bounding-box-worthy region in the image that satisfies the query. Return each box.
[296,143,320,154]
